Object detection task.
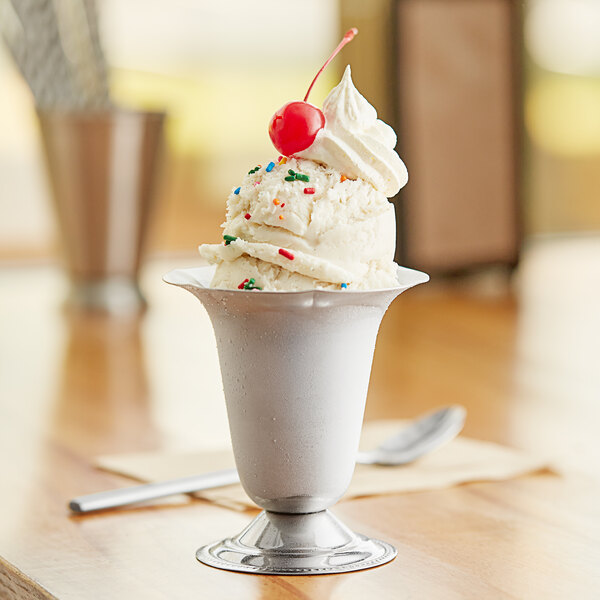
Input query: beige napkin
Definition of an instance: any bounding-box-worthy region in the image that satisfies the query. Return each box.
[96,420,550,512]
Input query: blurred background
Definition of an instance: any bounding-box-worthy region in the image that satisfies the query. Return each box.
[0,0,343,263]
[0,0,598,273]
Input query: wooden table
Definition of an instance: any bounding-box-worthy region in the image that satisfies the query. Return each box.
[1,238,599,599]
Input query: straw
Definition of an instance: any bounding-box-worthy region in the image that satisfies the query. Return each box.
[0,0,111,109]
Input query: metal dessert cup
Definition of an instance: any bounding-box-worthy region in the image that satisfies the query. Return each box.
[164,264,429,575]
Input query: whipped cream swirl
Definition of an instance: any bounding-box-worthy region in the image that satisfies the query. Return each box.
[296,65,408,197]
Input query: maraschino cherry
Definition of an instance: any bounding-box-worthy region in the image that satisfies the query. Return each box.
[268,28,358,157]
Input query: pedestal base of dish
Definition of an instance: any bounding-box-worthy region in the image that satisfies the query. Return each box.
[196,509,396,575]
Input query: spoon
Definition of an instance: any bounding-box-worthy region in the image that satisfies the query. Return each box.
[69,405,466,514]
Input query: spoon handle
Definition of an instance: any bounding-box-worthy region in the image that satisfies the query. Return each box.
[69,469,240,513]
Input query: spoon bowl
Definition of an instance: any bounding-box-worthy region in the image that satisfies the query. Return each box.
[357,406,467,466]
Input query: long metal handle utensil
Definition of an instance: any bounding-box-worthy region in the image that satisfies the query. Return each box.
[69,469,240,513]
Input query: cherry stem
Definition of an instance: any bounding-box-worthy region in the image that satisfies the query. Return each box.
[303,28,358,103]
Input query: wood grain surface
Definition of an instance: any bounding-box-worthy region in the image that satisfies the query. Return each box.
[1,238,599,599]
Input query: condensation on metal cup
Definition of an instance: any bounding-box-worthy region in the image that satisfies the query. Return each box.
[38,109,165,315]
[164,265,429,575]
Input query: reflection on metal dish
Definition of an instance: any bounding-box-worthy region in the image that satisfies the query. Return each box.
[196,510,397,575]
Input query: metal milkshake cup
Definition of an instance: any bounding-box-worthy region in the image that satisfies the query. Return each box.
[39,109,164,314]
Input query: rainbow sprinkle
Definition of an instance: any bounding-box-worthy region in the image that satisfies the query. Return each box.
[304,187,315,194]
[234,187,241,195]
[284,168,309,183]
[340,175,347,182]
[248,165,261,174]
[286,169,309,182]
[223,234,237,245]
[239,277,262,291]
[266,161,275,172]
[279,248,294,260]
[273,198,280,205]
[341,283,348,289]
[244,213,251,220]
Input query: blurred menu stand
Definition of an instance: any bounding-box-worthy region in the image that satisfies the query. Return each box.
[341,0,521,275]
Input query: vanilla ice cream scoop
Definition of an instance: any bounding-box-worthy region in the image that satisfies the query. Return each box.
[199,157,398,291]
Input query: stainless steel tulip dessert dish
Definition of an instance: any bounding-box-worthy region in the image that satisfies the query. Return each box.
[164,28,429,575]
